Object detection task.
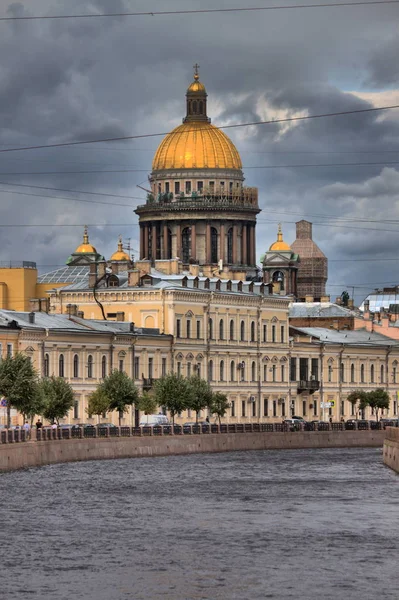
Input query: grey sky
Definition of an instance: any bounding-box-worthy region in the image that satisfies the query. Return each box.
[0,0,399,302]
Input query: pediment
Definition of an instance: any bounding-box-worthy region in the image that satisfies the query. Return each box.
[264,253,292,264]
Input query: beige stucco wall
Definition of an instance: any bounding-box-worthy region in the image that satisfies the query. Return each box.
[383,427,399,473]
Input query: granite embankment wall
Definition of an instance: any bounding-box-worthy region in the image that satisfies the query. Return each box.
[0,430,385,473]
[383,428,399,473]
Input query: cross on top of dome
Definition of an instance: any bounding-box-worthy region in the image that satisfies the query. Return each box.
[193,63,200,80]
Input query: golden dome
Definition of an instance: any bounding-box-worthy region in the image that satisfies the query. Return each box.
[74,226,97,254]
[187,78,206,94]
[152,121,242,171]
[269,224,291,252]
[111,236,130,261]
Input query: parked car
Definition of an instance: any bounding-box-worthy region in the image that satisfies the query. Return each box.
[283,419,303,431]
[183,421,210,433]
[139,414,169,427]
[97,422,118,428]
[291,416,305,421]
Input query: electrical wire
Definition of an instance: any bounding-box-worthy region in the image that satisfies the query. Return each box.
[0,104,397,153]
[1,1,398,21]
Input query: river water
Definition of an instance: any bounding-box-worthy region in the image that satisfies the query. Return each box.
[0,448,398,600]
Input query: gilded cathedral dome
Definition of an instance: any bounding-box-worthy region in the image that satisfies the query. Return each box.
[152,68,242,172]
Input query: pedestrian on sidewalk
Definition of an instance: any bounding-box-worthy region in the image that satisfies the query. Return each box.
[23,420,31,440]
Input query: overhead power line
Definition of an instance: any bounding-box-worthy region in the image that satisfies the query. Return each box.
[0,180,144,201]
[1,159,398,175]
[0,104,398,154]
[1,1,399,21]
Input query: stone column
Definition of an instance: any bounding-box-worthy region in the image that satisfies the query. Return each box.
[151,223,157,260]
[163,223,168,259]
[232,224,238,264]
[140,225,144,260]
[191,222,196,261]
[175,224,181,259]
[144,225,149,259]
[242,224,247,265]
[206,222,211,263]
[249,224,255,266]
[220,223,225,263]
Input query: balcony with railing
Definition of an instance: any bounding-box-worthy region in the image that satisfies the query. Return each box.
[136,186,259,212]
[297,380,320,394]
[142,377,156,391]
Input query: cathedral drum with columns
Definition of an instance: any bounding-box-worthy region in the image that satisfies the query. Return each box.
[135,66,260,280]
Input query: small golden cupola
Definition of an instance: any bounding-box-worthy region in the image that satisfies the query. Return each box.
[110,236,130,261]
[269,224,291,252]
[74,226,97,254]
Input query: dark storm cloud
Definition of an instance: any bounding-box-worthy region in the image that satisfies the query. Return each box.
[0,0,399,301]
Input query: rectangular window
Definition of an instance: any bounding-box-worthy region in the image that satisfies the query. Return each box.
[313,401,317,417]
[328,365,332,383]
[176,319,181,338]
[134,357,140,380]
[7,344,12,358]
[273,400,277,417]
[119,359,124,373]
[148,357,153,379]
[263,324,267,342]
[197,181,203,191]
[311,358,318,381]
[242,400,246,417]
[281,365,285,382]
[231,400,235,417]
[165,182,170,193]
[209,181,215,189]
[220,181,225,187]
[299,358,308,381]
[281,401,286,417]
[186,320,191,339]
[281,325,285,343]
[229,181,233,192]
[185,181,191,194]
[302,400,307,417]
[177,362,181,376]
[196,320,201,339]
[263,365,267,382]
[393,368,397,384]
[290,358,297,382]
[272,326,276,343]
[263,398,269,417]
[272,365,276,382]
[74,400,79,420]
[162,357,167,377]
[174,181,180,195]
[252,402,256,417]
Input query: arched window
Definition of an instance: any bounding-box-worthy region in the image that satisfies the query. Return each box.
[272,271,285,288]
[241,362,245,382]
[240,320,245,341]
[381,364,384,383]
[340,363,345,383]
[227,228,233,263]
[88,355,93,379]
[211,227,218,263]
[250,321,255,342]
[102,355,107,379]
[360,363,365,383]
[230,360,235,381]
[219,319,224,340]
[220,360,224,381]
[208,360,214,381]
[263,364,267,381]
[370,364,375,383]
[350,363,355,383]
[328,364,333,382]
[44,353,49,377]
[193,100,197,114]
[199,100,203,114]
[209,318,213,339]
[230,319,234,340]
[182,227,191,263]
[59,354,64,378]
[73,354,79,378]
[251,361,256,381]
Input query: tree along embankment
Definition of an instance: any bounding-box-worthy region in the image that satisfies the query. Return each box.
[0,430,385,473]
[383,427,399,473]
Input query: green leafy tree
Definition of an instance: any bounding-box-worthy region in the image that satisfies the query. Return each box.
[87,387,110,423]
[154,373,193,425]
[101,370,139,426]
[210,392,230,425]
[186,376,213,422]
[40,376,75,424]
[0,353,40,427]
[346,389,368,420]
[137,392,159,424]
[366,388,390,422]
